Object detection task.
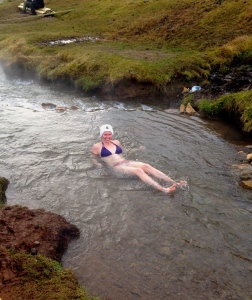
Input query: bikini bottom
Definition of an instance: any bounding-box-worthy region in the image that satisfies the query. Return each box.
[113,160,130,168]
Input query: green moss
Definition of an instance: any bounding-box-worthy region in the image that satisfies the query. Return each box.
[182,94,194,107]
[198,90,252,132]
[8,250,99,300]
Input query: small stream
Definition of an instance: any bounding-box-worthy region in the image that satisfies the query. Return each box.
[0,65,251,300]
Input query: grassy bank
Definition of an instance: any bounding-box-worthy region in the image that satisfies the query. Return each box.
[0,0,251,131]
[184,90,252,133]
[0,246,98,300]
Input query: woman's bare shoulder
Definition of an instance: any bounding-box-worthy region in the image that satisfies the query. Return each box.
[112,140,122,146]
[91,142,102,155]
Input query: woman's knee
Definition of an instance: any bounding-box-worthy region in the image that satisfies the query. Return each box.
[142,163,152,172]
[133,167,145,176]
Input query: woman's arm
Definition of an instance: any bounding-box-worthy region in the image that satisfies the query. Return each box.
[91,143,103,168]
[91,153,103,168]
[91,143,100,155]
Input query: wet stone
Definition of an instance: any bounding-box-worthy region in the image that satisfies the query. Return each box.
[246,153,252,162]
[42,103,57,110]
[30,247,38,255]
[239,180,252,190]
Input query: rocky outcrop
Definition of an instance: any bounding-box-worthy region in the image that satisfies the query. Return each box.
[0,205,80,262]
[0,178,86,299]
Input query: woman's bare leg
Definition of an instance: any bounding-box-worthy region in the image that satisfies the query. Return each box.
[129,161,175,184]
[129,161,187,188]
[114,165,176,194]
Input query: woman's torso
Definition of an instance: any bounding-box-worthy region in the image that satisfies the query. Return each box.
[99,141,126,167]
[101,153,126,167]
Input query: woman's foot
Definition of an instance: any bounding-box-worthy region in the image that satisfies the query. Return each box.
[162,183,176,194]
[177,181,187,187]
[177,181,187,188]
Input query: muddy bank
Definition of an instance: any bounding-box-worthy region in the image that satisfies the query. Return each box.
[0,177,95,300]
[184,66,252,102]
[2,60,251,103]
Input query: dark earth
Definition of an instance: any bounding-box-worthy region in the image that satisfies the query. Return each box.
[0,177,82,299]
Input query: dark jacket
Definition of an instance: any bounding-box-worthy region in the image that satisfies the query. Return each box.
[32,0,44,8]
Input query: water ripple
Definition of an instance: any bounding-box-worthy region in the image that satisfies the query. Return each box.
[0,65,251,300]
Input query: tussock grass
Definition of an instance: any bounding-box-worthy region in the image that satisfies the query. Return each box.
[217,35,252,67]
[198,90,252,132]
[0,0,251,131]
[4,248,99,300]
[0,0,251,88]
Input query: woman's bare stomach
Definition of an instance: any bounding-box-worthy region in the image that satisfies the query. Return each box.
[101,154,127,167]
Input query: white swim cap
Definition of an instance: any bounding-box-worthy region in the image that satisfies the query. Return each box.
[100,124,113,137]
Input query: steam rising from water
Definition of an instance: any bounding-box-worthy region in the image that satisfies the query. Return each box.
[0,65,251,300]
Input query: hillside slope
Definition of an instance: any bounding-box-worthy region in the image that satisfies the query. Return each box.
[0,0,251,132]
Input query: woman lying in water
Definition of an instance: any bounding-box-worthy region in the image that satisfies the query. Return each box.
[91,124,186,194]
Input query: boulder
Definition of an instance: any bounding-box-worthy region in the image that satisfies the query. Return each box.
[179,104,185,113]
[185,103,196,115]
[239,180,252,190]
[0,205,80,262]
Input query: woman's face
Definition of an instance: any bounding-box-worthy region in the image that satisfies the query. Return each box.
[102,131,112,142]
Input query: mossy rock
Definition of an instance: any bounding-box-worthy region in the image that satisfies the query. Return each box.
[0,177,9,204]
[0,247,98,300]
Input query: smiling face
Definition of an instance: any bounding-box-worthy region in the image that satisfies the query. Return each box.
[101,131,113,142]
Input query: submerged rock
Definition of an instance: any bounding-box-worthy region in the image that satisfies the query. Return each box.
[56,106,68,112]
[41,102,57,110]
